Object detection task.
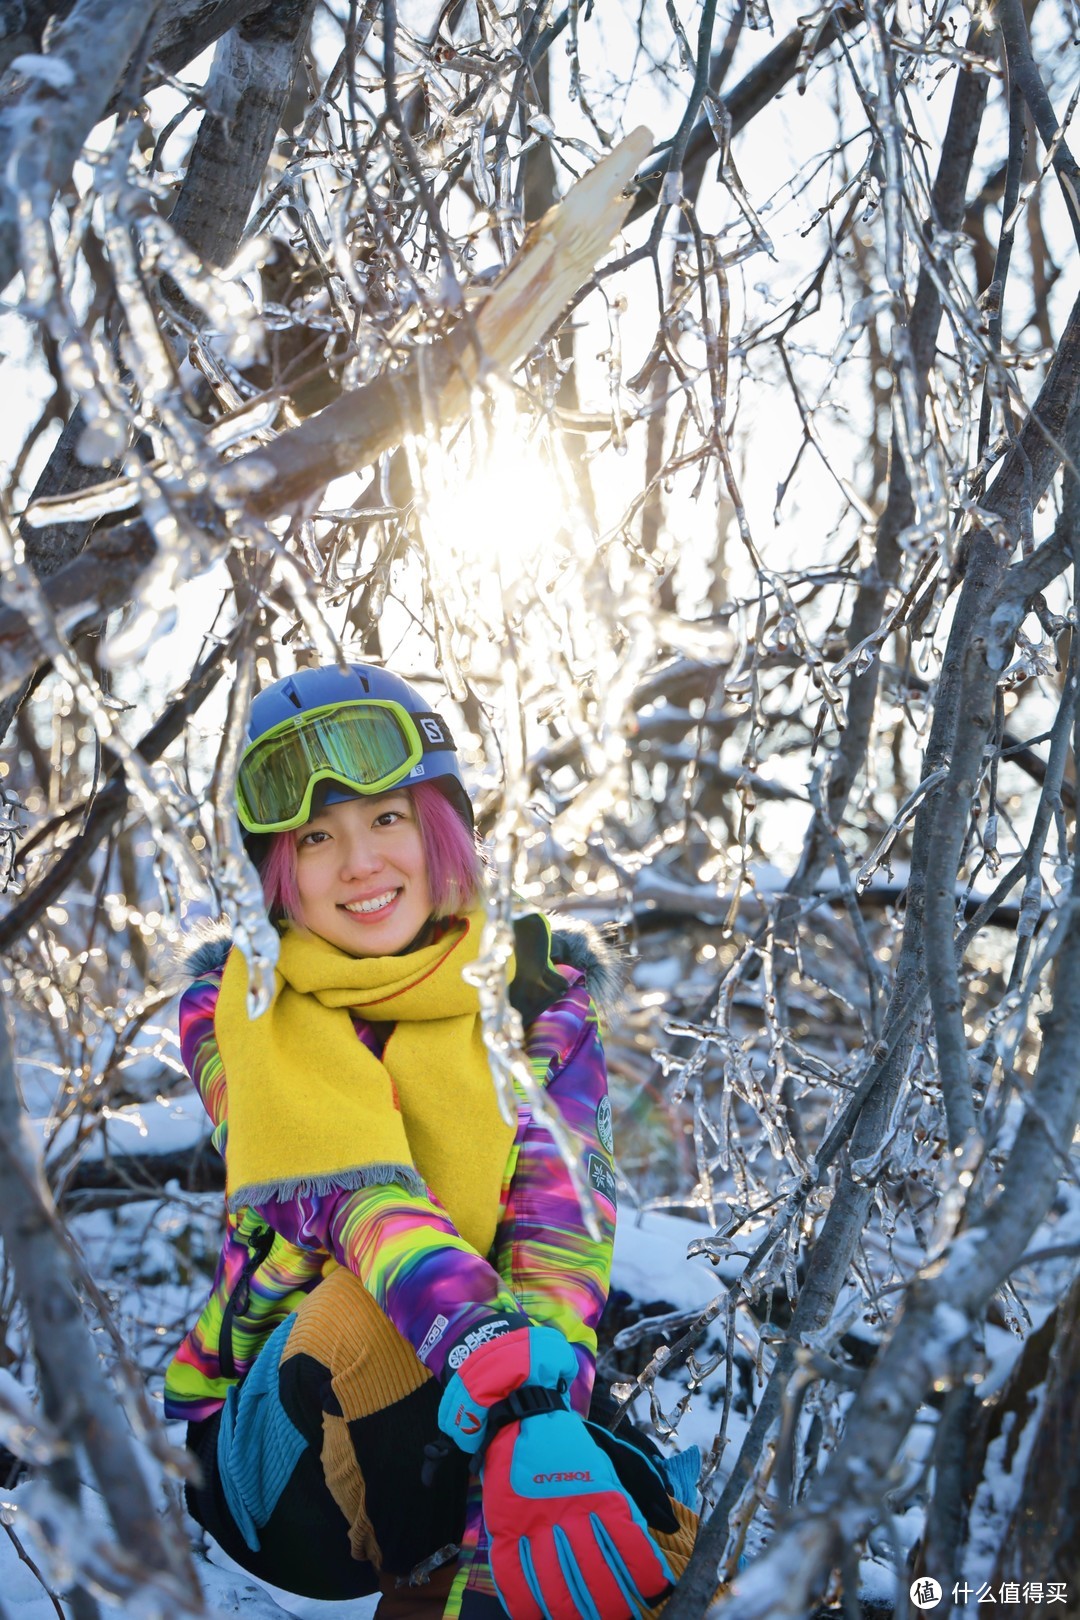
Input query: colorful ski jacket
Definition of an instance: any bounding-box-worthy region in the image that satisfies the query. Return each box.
[164,915,618,1424]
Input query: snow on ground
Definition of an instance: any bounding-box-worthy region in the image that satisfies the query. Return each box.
[0,1473,379,1619]
[612,1210,720,1316]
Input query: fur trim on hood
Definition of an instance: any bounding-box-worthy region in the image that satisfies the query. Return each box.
[176,916,234,983]
[547,914,624,1021]
[174,911,623,1018]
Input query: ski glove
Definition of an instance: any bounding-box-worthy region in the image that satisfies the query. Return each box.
[481,1406,674,1620]
[437,1324,674,1620]
[438,1321,573,1455]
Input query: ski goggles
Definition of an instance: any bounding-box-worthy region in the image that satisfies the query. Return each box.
[235,699,453,834]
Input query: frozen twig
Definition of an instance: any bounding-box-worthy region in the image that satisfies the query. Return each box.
[219,123,654,512]
[995,0,1080,249]
[0,0,159,297]
[707,871,1080,1617]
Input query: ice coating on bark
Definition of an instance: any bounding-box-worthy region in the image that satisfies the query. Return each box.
[212,652,280,1021]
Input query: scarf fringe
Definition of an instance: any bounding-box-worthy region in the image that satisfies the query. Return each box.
[227,1163,426,1214]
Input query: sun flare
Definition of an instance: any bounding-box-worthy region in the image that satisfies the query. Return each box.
[414,386,585,579]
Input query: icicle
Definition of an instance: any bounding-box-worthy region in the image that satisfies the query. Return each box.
[210,652,280,1020]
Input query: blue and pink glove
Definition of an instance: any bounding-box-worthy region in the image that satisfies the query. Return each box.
[438,1322,674,1620]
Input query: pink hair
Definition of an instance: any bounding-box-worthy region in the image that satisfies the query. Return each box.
[259,831,303,923]
[259,781,482,925]
[410,780,484,916]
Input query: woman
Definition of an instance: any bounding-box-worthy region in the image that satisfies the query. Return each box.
[166,663,698,1619]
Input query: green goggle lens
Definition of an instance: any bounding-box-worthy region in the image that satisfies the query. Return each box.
[236,702,422,833]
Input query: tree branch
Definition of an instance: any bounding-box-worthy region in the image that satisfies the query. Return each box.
[667,241,1080,1620]
[0,0,314,754]
[0,1,77,76]
[0,994,205,1610]
[168,0,315,269]
[0,520,156,703]
[709,869,1080,1617]
[53,1140,224,1209]
[704,331,1080,1617]
[0,636,231,952]
[996,0,1080,249]
[15,99,651,585]
[217,123,653,515]
[0,123,654,710]
[0,406,116,746]
[627,8,862,225]
[0,0,163,296]
[142,0,271,83]
[915,313,1080,1148]
[807,26,991,853]
[26,123,650,518]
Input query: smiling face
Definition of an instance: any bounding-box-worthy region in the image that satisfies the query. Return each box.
[292,791,434,957]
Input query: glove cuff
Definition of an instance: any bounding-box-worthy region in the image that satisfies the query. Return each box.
[438,1323,577,1454]
[441,1312,531,1379]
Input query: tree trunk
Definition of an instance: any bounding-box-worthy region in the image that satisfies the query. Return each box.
[990,1271,1080,1600]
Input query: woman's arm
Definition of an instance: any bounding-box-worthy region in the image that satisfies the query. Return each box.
[179,967,229,1149]
[257,1181,527,1382]
[492,980,617,1415]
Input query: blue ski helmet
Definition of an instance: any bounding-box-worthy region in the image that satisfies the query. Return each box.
[240,663,474,837]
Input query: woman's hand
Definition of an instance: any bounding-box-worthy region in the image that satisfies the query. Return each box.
[480,1408,673,1620]
[436,1322,674,1619]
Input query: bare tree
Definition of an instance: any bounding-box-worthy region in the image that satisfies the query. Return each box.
[0,0,1078,1614]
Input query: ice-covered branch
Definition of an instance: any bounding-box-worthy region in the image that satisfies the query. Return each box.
[168,0,316,270]
[0,637,231,951]
[708,873,1080,1617]
[628,9,861,224]
[0,127,653,711]
[0,519,155,703]
[921,312,1080,1148]
[0,0,160,297]
[217,123,653,514]
[145,0,280,84]
[781,29,989,898]
[995,0,1080,249]
[0,994,205,1612]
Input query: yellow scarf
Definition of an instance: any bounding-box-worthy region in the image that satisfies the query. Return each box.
[214,909,516,1257]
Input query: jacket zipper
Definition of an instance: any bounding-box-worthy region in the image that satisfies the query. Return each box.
[219,1223,276,1380]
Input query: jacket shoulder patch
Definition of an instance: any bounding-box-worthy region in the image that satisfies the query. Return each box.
[588,1153,617,1208]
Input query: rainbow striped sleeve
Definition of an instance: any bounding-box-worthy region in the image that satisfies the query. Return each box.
[492,977,615,1416]
[256,1185,523,1383]
[178,968,229,1156]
